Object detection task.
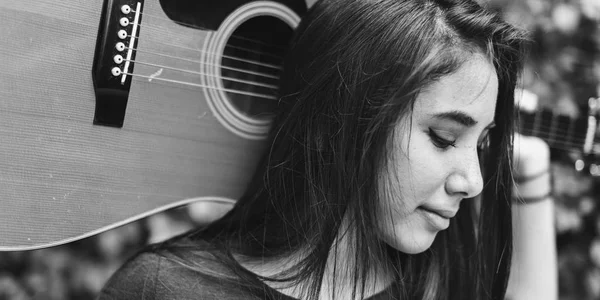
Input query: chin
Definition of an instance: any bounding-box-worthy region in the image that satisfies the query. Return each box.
[382,229,438,254]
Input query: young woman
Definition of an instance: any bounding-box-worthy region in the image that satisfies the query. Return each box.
[98,0,556,299]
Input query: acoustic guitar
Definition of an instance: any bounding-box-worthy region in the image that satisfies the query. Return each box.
[0,0,598,251]
[0,0,313,251]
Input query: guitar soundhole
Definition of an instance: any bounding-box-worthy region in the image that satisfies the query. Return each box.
[220,16,293,120]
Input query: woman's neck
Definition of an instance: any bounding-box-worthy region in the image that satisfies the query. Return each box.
[236,220,393,300]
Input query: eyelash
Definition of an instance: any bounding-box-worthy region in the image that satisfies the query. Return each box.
[428,128,456,149]
[428,129,492,150]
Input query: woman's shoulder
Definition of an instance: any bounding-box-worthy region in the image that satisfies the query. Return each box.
[96,247,261,300]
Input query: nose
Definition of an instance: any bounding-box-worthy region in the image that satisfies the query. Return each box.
[444,148,484,198]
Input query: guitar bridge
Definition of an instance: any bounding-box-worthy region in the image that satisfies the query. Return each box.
[92,0,145,128]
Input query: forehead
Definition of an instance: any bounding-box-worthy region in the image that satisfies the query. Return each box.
[413,55,499,124]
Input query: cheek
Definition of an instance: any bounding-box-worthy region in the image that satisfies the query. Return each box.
[375,134,447,253]
[395,134,446,204]
[379,129,444,216]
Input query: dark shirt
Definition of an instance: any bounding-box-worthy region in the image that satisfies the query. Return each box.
[97,251,396,300]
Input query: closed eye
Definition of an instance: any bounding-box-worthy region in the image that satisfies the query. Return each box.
[428,128,456,149]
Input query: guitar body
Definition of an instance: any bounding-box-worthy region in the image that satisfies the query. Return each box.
[0,0,310,250]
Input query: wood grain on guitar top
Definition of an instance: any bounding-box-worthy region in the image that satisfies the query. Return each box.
[0,0,309,250]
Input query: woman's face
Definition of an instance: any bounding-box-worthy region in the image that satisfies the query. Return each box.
[379,54,498,254]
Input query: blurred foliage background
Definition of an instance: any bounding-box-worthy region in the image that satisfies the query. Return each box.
[491,0,600,298]
[0,0,599,299]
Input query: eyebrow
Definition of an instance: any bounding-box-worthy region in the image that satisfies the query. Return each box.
[431,110,495,128]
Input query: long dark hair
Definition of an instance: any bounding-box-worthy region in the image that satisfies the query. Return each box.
[151,0,528,299]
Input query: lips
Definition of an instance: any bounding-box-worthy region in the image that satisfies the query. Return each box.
[419,205,457,219]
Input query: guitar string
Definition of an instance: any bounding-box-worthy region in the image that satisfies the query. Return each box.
[133,10,288,50]
[227,34,288,51]
[125,69,598,151]
[121,25,594,139]
[121,54,595,146]
[516,112,576,136]
[124,72,277,100]
[518,120,581,141]
[124,58,279,90]
[136,22,285,61]
[123,60,594,142]
[122,61,596,148]
[127,35,281,71]
[488,120,599,154]
[513,125,593,151]
[518,117,591,139]
[122,46,596,141]
[130,72,600,153]
[121,61,596,144]
[516,127,589,151]
[127,35,281,70]
[516,119,600,154]
[122,47,600,133]
[517,116,592,142]
[518,126,585,146]
[125,46,279,80]
[122,34,589,139]
[226,44,284,61]
[122,41,590,139]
